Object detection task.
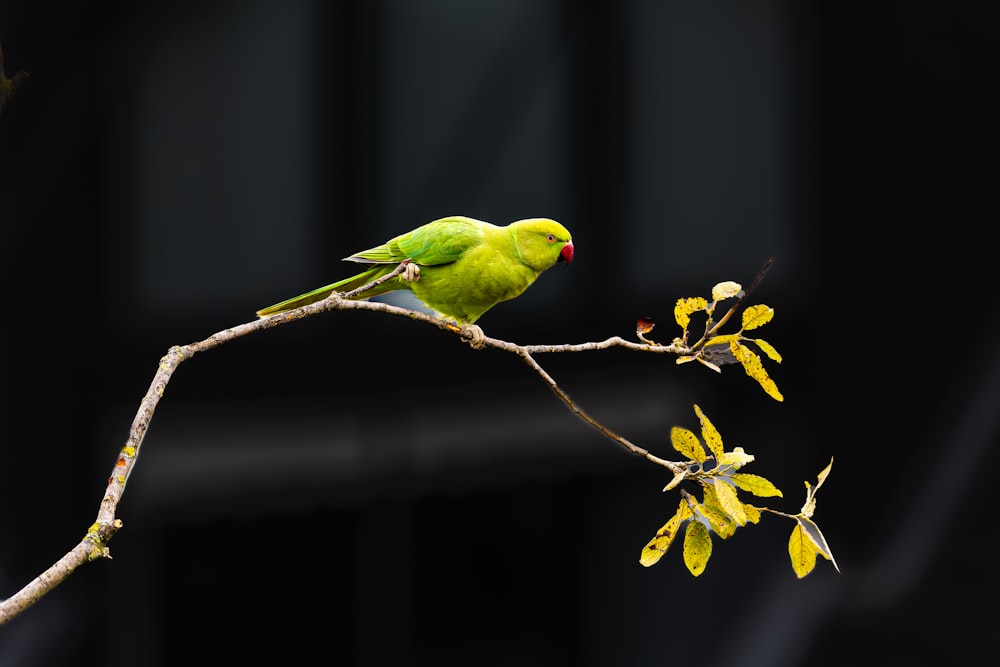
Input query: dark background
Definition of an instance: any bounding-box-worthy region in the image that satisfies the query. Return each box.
[1,1,996,665]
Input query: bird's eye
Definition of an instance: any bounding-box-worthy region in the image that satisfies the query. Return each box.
[546,234,555,242]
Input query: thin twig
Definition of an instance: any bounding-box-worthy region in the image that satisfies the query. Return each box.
[702,257,775,343]
[514,349,685,473]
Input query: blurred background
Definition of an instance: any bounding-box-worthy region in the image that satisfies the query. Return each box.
[0,1,996,665]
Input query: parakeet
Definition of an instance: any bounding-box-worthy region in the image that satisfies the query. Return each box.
[256,215,574,325]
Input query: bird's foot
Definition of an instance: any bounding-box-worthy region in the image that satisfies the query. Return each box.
[446,322,486,349]
[402,262,421,282]
[463,324,486,349]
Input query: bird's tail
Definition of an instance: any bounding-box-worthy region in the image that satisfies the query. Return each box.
[255,266,397,317]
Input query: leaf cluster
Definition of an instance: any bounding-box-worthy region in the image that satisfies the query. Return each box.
[638,280,784,401]
[639,405,837,578]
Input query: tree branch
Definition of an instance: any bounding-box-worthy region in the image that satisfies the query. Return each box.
[0,262,692,625]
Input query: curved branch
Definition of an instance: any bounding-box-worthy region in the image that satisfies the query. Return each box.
[513,348,685,473]
[0,262,689,625]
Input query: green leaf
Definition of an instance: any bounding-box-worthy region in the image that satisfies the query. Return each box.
[741,304,774,330]
[730,341,784,402]
[683,520,712,577]
[674,297,708,331]
[671,426,706,463]
[729,473,783,498]
[789,521,818,578]
[693,404,725,461]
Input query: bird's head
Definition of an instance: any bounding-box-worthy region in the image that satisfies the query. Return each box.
[511,218,574,271]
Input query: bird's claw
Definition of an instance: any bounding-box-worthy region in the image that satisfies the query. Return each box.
[447,323,486,349]
[402,262,421,282]
[463,324,486,349]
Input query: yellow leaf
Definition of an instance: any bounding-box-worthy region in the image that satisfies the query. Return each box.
[698,488,737,539]
[729,473,783,498]
[695,356,723,373]
[674,297,708,331]
[639,500,691,567]
[801,458,834,518]
[730,342,784,402]
[742,503,761,524]
[711,480,748,527]
[718,447,754,469]
[711,281,743,301]
[789,521,818,578]
[815,457,834,491]
[699,505,736,539]
[683,520,713,576]
[671,426,706,463]
[693,404,725,461]
[741,304,774,330]
[703,333,741,347]
[797,516,840,573]
[801,481,816,517]
[751,338,782,363]
[662,468,688,492]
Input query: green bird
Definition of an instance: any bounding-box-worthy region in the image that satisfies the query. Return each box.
[256,215,574,328]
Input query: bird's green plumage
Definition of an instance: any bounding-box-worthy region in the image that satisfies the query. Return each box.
[256,215,574,325]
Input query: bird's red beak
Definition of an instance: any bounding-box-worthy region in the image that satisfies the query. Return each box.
[560,241,574,264]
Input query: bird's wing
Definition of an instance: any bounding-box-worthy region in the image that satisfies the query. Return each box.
[347,216,486,266]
